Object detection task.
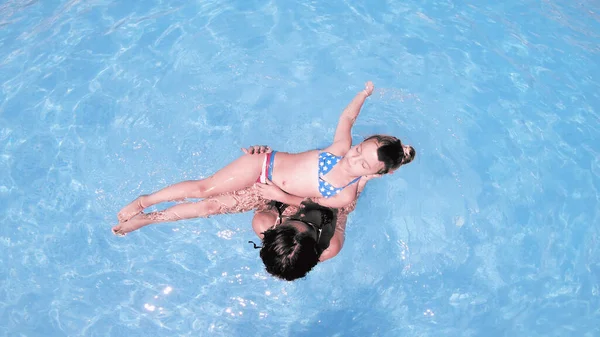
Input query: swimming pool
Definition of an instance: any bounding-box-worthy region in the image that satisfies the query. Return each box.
[1,0,598,335]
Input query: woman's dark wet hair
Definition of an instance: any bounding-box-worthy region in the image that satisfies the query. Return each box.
[259,225,320,281]
[365,135,416,174]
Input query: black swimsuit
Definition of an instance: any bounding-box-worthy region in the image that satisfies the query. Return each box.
[273,201,337,254]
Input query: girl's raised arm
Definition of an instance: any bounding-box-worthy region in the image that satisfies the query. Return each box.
[325,81,374,156]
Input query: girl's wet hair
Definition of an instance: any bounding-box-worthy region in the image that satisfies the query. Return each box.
[259,226,319,281]
[365,135,416,174]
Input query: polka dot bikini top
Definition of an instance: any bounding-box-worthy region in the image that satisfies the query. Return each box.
[318,152,361,198]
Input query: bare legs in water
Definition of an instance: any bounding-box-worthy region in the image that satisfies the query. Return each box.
[113,146,273,236]
[116,152,266,223]
[112,193,242,235]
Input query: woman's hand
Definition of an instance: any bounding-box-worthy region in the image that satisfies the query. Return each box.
[242,145,272,155]
[255,179,288,201]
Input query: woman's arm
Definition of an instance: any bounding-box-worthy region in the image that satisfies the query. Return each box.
[318,209,349,262]
[318,178,374,261]
[255,179,356,208]
[324,81,374,156]
[256,168,377,208]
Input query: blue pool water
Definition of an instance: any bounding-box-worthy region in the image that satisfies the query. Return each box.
[1,0,599,336]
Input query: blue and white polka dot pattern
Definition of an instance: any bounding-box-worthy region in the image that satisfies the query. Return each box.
[319,152,340,176]
[318,152,361,198]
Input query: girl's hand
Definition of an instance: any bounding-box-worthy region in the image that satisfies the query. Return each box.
[362,173,382,182]
[242,145,272,155]
[363,81,374,97]
[255,179,287,201]
[363,167,396,181]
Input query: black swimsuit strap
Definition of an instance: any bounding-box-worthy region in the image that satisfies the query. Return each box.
[274,201,287,225]
[248,201,289,250]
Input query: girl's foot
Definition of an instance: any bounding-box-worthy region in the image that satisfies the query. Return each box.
[117,195,148,222]
[112,211,179,236]
[112,214,150,236]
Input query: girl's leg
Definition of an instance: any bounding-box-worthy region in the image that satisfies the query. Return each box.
[112,192,243,235]
[118,153,265,222]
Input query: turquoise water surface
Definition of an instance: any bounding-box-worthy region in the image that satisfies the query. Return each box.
[1,0,599,336]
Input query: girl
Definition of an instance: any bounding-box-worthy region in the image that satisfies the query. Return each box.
[114,81,415,234]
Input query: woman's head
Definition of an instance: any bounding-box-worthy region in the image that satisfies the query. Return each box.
[260,224,320,281]
[258,201,336,281]
[346,135,416,176]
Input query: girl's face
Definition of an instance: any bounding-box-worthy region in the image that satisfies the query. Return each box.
[345,139,385,176]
